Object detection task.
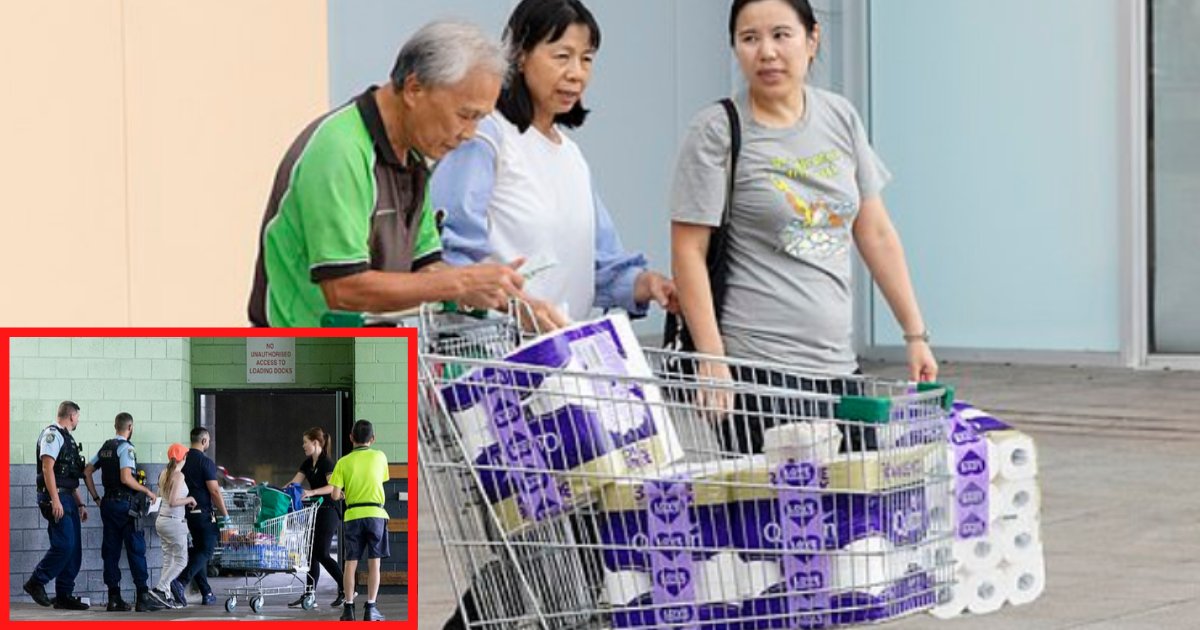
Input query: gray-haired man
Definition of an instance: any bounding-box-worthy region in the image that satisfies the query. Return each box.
[249,20,529,327]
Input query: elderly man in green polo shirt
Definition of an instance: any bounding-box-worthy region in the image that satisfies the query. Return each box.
[329,420,392,621]
[249,19,528,327]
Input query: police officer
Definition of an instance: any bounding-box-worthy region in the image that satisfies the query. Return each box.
[82,412,168,612]
[23,401,89,610]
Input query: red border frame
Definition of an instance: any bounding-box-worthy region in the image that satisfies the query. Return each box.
[1,328,417,627]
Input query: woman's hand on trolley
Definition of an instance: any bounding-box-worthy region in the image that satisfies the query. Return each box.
[906,339,938,383]
[697,358,736,420]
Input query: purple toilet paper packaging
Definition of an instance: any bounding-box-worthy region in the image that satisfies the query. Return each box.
[610,594,740,630]
[740,570,936,629]
[598,462,738,572]
[946,404,994,540]
[440,314,683,532]
[729,480,931,559]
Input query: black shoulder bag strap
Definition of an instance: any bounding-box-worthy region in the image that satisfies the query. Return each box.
[664,97,742,353]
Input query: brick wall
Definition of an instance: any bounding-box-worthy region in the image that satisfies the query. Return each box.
[353,338,408,462]
[9,463,168,604]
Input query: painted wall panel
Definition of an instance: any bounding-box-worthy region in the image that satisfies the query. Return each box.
[869,0,1121,352]
[123,0,329,325]
[0,1,129,325]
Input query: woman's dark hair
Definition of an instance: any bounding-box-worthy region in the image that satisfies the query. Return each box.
[728,0,818,46]
[497,0,601,132]
[351,419,375,445]
[304,427,331,453]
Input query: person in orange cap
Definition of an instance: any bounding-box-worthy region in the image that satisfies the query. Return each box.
[148,443,196,608]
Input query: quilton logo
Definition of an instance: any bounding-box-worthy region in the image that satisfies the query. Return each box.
[957,451,987,476]
[504,432,539,462]
[959,514,987,538]
[950,421,979,446]
[649,493,686,521]
[777,462,819,487]
[958,482,986,508]
[783,497,821,526]
[659,604,695,624]
[787,570,826,591]
[655,567,693,597]
[489,399,522,429]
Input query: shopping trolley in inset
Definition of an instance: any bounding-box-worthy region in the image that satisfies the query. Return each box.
[222,499,322,613]
[213,487,262,575]
[417,307,957,629]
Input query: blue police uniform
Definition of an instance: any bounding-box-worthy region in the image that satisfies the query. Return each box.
[30,424,85,601]
[91,436,151,596]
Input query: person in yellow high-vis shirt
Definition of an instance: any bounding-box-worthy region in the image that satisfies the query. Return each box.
[329,419,390,622]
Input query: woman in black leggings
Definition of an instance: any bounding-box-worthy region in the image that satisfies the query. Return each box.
[286,427,346,608]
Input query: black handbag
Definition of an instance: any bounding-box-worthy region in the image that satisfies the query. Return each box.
[662,97,742,355]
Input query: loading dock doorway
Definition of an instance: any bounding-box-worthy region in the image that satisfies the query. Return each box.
[194,389,351,487]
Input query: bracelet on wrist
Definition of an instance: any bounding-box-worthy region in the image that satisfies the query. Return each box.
[903,330,930,344]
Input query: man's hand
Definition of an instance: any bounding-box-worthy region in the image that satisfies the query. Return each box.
[51,498,64,522]
[452,259,526,310]
[79,505,88,523]
[634,271,679,313]
[146,490,158,503]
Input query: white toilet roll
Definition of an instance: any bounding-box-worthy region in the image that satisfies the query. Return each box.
[995,478,1041,521]
[695,552,743,603]
[992,431,1038,481]
[928,574,971,619]
[765,420,843,466]
[1002,556,1046,606]
[832,536,896,597]
[603,569,651,606]
[965,570,1007,615]
[738,560,782,598]
[954,536,1003,573]
[995,518,1042,564]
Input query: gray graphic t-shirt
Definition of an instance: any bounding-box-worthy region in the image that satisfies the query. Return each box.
[670,87,890,372]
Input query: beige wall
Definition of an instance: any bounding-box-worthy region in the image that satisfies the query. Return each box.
[0,0,329,326]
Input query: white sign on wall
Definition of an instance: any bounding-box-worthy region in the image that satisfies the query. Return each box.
[247,338,296,383]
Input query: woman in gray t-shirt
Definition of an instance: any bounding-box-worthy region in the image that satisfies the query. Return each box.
[671,0,937,445]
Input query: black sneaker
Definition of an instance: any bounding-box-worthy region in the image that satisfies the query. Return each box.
[139,589,171,611]
[169,579,188,607]
[135,590,166,609]
[107,593,132,612]
[329,592,345,608]
[52,595,90,610]
[340,602,355,621]
[23,579,51,607]
[287,593,311,609]
[363,603,385,621]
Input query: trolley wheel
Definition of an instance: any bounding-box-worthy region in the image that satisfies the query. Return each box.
[208,565,220,578]
[250,596,263,614]
[301,594,315,610]
[224,597,237,613]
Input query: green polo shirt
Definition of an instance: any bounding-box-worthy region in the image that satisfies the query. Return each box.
[329,446,390,522]
[249,86,443,327]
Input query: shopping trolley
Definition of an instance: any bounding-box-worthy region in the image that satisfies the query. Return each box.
[221,498,322,613]
[212,487,263,575]
[418,306,957,629]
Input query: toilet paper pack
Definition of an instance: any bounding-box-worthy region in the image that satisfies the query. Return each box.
[440,314,684,532]
[598,461,740,572]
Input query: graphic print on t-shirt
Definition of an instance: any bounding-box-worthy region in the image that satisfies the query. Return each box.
[769,150,857,260]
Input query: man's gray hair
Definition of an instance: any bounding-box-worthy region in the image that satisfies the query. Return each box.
[390,20,509,89]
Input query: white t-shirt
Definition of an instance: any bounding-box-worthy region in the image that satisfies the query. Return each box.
[478,113,597,320]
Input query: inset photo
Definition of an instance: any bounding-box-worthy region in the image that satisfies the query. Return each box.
[3,332,412,623]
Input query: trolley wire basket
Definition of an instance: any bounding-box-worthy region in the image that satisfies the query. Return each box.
[221,499,322,614]
[417,307,956,629]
